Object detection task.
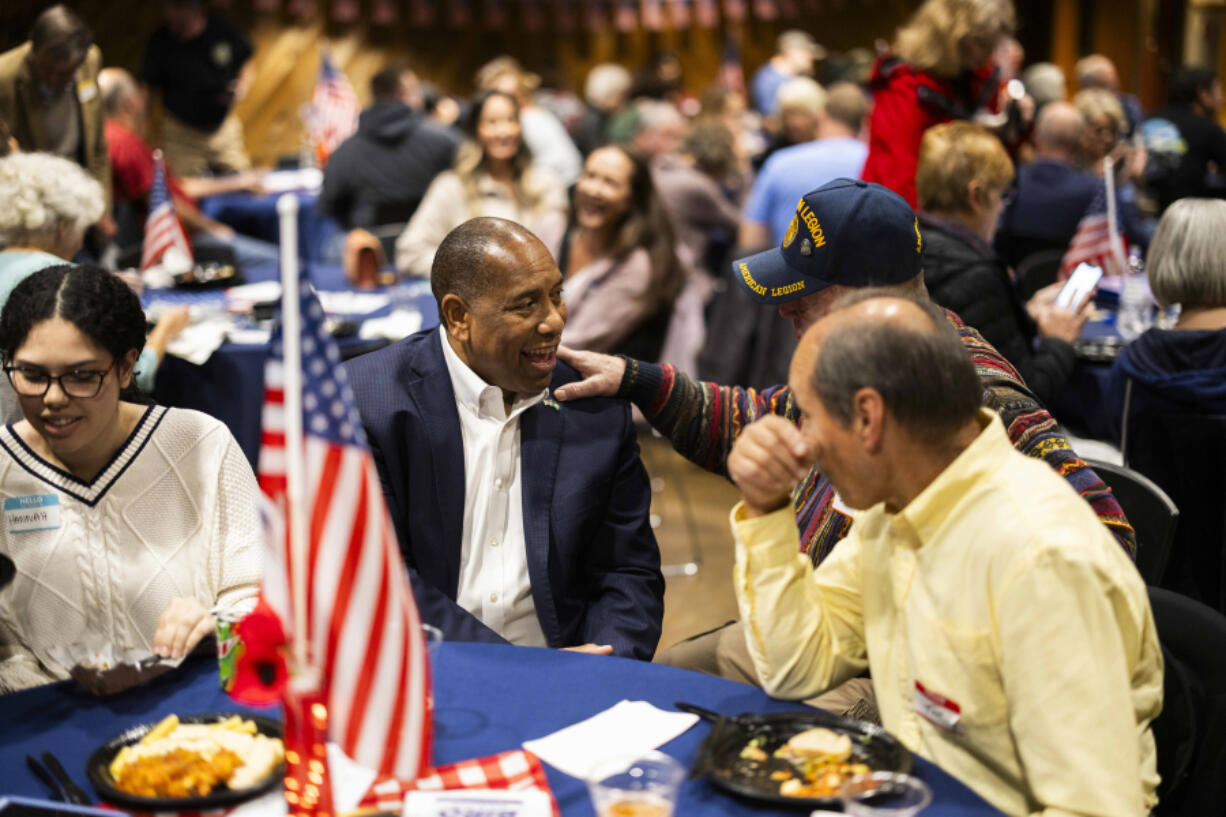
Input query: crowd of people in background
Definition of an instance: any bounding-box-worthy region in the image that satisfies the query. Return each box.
[4,0,1226,812]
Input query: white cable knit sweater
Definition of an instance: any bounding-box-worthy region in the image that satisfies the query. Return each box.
[0,406,261,692]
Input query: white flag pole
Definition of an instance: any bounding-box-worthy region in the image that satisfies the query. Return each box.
[276,194,311,675]
[1103,156,1128,276]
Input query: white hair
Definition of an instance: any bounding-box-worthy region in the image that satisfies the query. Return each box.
[773,76,826,116]
[1021,62,1067,107]
[635,100,684,134]
[0,152,104,247]
[584,63,632,109]
[1147,198,1226,308]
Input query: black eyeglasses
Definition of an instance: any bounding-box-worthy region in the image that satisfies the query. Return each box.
[3,360,117,398]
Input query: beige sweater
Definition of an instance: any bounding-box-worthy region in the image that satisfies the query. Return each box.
[394,167,567,277]
[0,406,261,692]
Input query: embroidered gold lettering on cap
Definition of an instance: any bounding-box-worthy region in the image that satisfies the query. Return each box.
[797,202,826,248]
[783,214,800,248]
[738,262,767,296]
[771,281,806,297]
[914,218,923,254]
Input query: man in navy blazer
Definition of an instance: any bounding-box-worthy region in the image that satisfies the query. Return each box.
[346,217,664,660]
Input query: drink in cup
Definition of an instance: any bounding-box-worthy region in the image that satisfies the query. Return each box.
[586,751,684,817]
[215,608,245,691]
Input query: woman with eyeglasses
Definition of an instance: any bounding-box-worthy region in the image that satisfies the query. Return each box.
[0,265,259,693]
[917,122,1090,408]
[0,152,190,424]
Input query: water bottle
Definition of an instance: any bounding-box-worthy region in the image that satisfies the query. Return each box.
[1117,247,1153,342]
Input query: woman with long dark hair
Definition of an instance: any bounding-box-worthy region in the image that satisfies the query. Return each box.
[558,144,684,357]
[0,266,259,692]
[395,89,567,277]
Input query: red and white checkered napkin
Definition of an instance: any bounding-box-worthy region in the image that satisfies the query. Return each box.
[358,749,561,817]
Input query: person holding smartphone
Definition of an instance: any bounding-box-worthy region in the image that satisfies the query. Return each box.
[916,122,1092,407]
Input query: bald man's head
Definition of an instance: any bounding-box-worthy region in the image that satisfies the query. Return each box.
[1033,101,1085,159]
[431,217,550,307]
[794,291,982,443]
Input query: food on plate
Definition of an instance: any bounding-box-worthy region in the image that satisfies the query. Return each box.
[734,727,872,799]
[108,714,284,798]
[780,727,853,762]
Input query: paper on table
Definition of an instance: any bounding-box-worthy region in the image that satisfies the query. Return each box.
[521,700,699,779]
[225,742,376,817]
[359,309,422,342]
[166,318,233,365]
[316,290,391,315]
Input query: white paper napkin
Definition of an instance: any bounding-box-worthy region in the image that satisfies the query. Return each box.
[166,318,234,365]
[521,700,699,779]
[359,309,423,341]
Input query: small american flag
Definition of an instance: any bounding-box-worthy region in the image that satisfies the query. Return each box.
[1059,176,1129,280]
[308,55,359,161]
[141,152,193,271]
[258,284,433,780]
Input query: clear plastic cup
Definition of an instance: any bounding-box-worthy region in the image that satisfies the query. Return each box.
[585,751,685,817]
[838,772,933,816]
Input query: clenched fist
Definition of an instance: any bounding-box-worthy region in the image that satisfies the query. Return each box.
[727,415,815,517]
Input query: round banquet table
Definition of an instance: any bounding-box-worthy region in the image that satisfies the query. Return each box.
[0,643,1003,816]
[146,261,438,468]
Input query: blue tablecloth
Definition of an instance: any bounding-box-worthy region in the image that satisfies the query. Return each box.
[199,190,339,265]
[0,644,1002,816]
[145,261,437,467]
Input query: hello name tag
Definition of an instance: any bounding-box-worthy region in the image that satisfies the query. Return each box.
[913,680,961,732]
[5,494,62,534]
[403,789,552,817]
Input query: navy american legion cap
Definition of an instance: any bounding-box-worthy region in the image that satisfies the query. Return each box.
[732,178,924,305]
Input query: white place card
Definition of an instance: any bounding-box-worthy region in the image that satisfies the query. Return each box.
[403,789,553,817]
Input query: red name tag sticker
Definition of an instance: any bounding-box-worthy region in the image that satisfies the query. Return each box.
[913,680,961,732]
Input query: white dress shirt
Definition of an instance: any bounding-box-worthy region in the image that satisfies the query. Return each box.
[439,327,549,646]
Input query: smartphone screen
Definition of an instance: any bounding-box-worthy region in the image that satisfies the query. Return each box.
[1057,263,1103,309]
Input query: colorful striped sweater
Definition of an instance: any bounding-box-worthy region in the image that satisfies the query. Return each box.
[619,310,1137,564]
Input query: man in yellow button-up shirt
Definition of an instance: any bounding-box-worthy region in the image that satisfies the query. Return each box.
[727,292,1162,817]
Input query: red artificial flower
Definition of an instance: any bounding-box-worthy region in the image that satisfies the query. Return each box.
[228,597,290,705]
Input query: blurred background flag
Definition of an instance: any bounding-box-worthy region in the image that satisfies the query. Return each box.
[409,0,434,26]
[752,0,778,21]
[140,152,193,271]
[668,0,691,29]
[693,0,719,27]
[615,0,637,32]
[308,54,359,163]
[1059,162,1130,280]
[584,0,608,31]
[641,0,665,30]
[371,0,398,25]
[722,0,745,23]
[447,0,474,28]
